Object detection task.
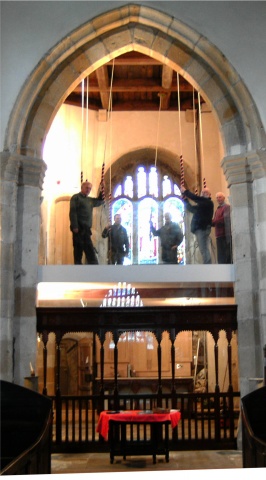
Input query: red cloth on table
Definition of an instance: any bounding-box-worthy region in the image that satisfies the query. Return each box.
[96,410,181,440]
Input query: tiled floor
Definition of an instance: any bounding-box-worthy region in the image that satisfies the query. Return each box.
[51,449,243,474]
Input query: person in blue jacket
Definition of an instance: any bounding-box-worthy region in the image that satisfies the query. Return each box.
[181,185,214,264]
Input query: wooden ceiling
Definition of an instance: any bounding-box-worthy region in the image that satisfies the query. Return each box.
[65,52,203,112]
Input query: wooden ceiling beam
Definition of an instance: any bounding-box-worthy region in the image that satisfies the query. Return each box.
[160,65,174,110]
[75,80,194,94]
[95,65,110,110]
[106,56,161,66]
[162,65,173,89]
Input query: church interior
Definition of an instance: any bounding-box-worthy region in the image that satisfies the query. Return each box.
[1,2,266,476]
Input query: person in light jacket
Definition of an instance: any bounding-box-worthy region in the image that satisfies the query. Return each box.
[150,212,183,264]
[102,213,129,265]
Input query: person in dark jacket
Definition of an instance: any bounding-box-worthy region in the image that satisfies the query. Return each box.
[212,192,232,264]
[69,180,104,264]
[102,213,129,265]
[181,185,214,264]
[150,212,183,264]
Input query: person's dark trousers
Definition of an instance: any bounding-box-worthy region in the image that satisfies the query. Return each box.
[110,252,124,265]
[162,247,178,264]
[216,236,232,264]
[73,231,98,264]
[195,227,212,264]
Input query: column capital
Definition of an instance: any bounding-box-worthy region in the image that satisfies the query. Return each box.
[221,150,266,186]
[0,152,47,188]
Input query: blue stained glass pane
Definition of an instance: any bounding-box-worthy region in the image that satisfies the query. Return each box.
[137,167,146,198]
[149,167,158,197]
[112,198,133,264]
[163,197,185,265]
[113,185,122,198]
[124,176,133,198]
[174,184,181,196]
[162,175,171,197]
[138,197,158,264]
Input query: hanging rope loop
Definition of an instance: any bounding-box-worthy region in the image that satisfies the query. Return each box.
[154,92,164,168]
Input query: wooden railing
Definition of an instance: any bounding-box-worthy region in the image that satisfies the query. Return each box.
[50,390,240,453]
[0,413,53,475]
[0,380,53,476]
[241,385,266,468]
[36,296,239,453]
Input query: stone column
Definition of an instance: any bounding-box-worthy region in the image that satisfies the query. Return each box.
[0,152,46,384]
[222,151,266,397]
[247,150,266,369]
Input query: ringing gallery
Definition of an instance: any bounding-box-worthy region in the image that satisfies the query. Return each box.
[1,1,266,472]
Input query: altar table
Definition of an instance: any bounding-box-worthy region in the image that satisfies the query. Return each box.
[97,410,181,464]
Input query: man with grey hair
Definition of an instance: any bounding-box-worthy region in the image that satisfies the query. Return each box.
[69,180,104,264]
[212,192,232,264]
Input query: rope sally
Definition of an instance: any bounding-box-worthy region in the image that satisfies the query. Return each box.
[180,154,184,187]
[198,92,207,190]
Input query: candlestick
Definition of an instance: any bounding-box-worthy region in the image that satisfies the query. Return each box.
[30,362,35,376]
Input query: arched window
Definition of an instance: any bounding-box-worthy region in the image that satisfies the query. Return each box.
[111,165,185,265]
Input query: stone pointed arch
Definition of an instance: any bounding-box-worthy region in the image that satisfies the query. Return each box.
[103,146,195,190]
[1,3,266,398]
[4,3,266,160]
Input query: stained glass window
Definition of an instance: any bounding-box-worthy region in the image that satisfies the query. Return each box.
[111,165,185,265]
[138,197,158,264]
[112,198,133,265]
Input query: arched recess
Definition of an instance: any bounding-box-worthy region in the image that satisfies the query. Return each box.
[104,146,194,188]
[4,3,265,158]
[101,146,187,266]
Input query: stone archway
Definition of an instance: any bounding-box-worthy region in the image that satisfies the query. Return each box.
[1,4,265,396]
[4,4,265,156]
